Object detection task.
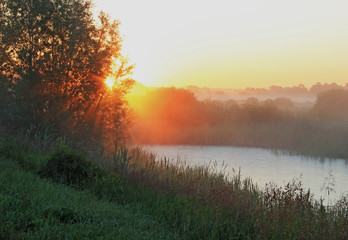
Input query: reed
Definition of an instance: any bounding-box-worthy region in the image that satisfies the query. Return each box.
[111,145,348,239]
[1,133,348,239]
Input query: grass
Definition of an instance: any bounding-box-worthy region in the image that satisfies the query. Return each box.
[0,159,185,239]
[111,145,348,239]
[1,133,348,239]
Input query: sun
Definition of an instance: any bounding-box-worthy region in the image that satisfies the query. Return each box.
[105,77,115,89]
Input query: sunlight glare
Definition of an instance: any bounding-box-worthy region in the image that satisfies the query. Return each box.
[94,0,348,88]
[105,77,115,89]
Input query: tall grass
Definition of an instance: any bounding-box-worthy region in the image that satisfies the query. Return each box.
[1,133,348,239]
[111,145,348,239]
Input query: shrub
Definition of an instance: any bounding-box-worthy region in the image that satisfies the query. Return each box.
[39,144,104,186]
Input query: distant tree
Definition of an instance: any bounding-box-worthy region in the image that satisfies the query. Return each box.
[263,98,295,112]
[136,87,205,128]
[312,89,348,120]
[243,97,260,107]
[309,82,342,95]
[0,0,134,143]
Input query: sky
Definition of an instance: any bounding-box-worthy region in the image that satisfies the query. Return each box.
[94,0,348,89]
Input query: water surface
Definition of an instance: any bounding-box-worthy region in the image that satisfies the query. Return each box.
[142,145,348,202]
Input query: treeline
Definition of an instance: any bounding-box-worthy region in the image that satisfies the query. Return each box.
[0,0,134,151]
[130,87,348,159]
[188,82,348,102]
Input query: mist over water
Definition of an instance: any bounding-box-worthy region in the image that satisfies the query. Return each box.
[143,145,348,202]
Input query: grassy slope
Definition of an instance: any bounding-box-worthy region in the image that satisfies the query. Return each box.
[0,158,178,240]
[1,134,348,240]
[0,135,237,240]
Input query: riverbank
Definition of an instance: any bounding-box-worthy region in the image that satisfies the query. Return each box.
[141,144,348,201]
[1,134,348,239]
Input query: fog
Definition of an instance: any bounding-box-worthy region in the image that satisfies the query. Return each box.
[129,83,348,160]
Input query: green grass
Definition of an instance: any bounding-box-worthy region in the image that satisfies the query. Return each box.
[1,134,348,239]
[111,145,348,240]
[0,158,180,240]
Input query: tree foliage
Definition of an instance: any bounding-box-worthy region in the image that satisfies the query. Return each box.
[312,89,348,120]
[0,0,134,145]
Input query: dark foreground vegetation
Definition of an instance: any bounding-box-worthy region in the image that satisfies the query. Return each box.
[0,0,134,154]
[1,133,348,240]
[130,87,348,160]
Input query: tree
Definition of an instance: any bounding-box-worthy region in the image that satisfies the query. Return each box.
[0,0,134,144]
[312,89,348,120]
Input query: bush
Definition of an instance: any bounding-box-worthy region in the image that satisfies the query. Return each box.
[39,144,104,186]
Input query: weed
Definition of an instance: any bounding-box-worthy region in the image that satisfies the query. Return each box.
[321,170,336,207]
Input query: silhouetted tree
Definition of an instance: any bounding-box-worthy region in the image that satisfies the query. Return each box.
[312,89,348,120]
[0,0,134,143]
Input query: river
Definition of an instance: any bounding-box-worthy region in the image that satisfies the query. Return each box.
[142,145,348,202]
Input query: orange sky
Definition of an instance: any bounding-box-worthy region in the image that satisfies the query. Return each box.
[94,0,348,89]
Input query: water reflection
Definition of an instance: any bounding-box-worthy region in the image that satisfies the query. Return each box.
[142,145,348,202]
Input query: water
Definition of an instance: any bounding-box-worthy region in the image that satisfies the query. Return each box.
[142,145,348,202]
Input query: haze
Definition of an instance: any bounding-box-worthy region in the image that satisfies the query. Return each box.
[94,0,348,88]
